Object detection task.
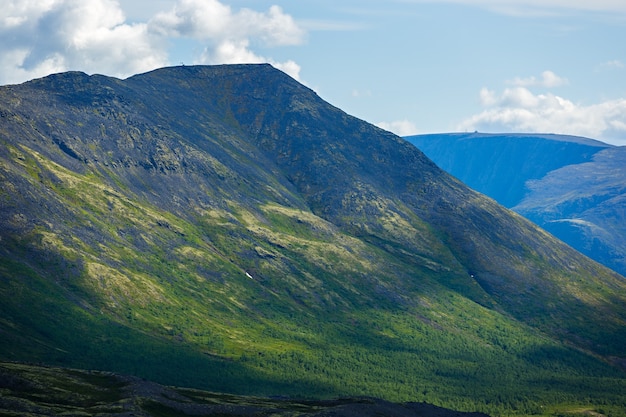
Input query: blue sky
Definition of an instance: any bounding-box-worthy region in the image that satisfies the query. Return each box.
[1,0,625,144]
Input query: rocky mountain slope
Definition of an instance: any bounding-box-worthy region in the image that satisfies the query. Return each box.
[406,132,626,277]
[1,65,625,415]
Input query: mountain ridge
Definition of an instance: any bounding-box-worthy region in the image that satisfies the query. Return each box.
[1,65,625,414]
[406,132,626,277]
[405,132,611,208]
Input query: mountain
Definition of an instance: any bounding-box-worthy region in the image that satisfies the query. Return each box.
[1,65,625,415]
[405,132,626,277]
[0,361,490,417]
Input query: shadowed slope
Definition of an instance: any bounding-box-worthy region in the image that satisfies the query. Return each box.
[0,65,625,414]
[406,132,626,277]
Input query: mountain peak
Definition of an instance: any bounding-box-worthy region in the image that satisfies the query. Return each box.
[1,65,625,413]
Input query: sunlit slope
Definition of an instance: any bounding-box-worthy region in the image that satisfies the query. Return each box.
[0,65,625,414]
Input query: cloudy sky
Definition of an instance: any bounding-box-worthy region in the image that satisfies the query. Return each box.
[1,0,625,145]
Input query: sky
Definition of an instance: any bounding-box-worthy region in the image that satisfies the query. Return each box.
[1,0,625,145]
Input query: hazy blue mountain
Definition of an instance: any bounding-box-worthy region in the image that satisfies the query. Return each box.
[406,132,626,276]
[514,146,626,276]
[1,66,625,415]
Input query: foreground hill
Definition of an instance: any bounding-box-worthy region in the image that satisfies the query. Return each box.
[0,362,490,417]
[405,132,626,277]
[1,65,625,415]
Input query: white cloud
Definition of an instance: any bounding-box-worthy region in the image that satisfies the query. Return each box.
[196,38,301,80]
[479,87,498,106]
[0,0,305,85]
[149,0,304,79]
[352,89,372,98]
[508,70,568,88]
[0,0,166,84]
[597,60,625,71]
[150,1,303,45]
[376,119,419,136]
[458,87,626,145]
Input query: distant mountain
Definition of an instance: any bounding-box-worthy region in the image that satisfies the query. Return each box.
[405,132,610,208]
[406,132,626,277]
[1,65,625,415]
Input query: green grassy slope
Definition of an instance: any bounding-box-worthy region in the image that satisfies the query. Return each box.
[0,65,625,416]
[0,361,496,417]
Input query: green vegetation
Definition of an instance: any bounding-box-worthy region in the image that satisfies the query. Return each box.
[1,154,623,414]
[0,65,625,417]
[0,362,504,417]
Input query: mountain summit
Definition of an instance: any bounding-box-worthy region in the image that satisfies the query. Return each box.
[1,65,625,414]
